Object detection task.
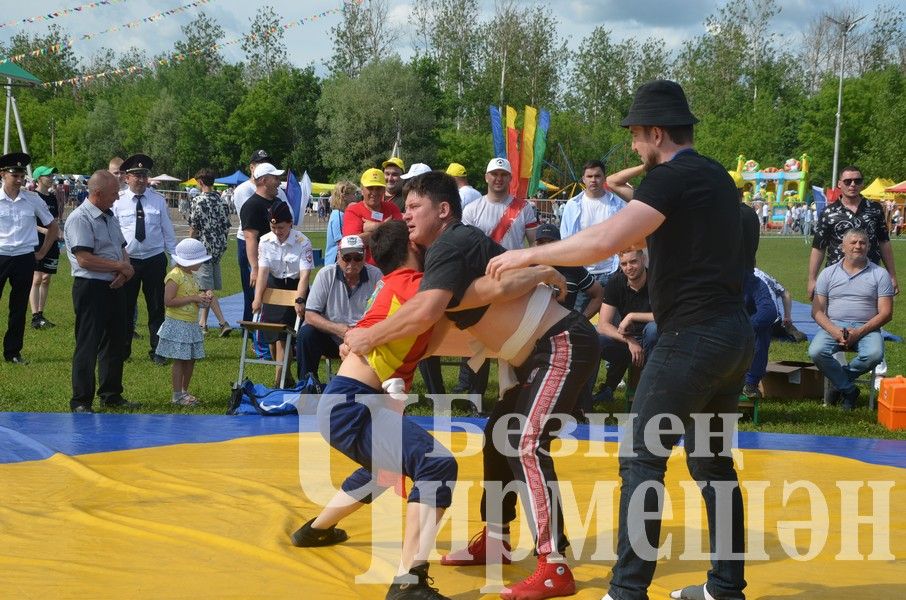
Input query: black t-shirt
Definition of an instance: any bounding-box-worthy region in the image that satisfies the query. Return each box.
[555,265,594,310]
[35,191,59,249]
[739,203,760,276]
[239,193,276,240]
[420,222,505,329]
[602,271,652,338]
[633,149,744,332]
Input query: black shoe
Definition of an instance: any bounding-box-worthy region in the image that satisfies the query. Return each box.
[841,387,860,411]
[290,518,348,547]
[742,383,762,399]
[100,397,142,411]
[149,352,168,366]
[5,355,28,365]
[41,316,56,328]
[386,564,450,600]
[593,386,614,404]
[31,317,42,329]
[71,404,94,414]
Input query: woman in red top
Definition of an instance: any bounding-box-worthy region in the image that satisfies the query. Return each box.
[341,168,402,265]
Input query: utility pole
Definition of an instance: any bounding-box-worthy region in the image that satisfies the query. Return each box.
[827,13,865,185]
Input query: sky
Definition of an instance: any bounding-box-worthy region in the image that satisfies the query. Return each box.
[0,0,893,78]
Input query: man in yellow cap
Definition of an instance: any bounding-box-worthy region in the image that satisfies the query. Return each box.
[382,157,405,212]
[445,162,481,209]
[342,168,403,266]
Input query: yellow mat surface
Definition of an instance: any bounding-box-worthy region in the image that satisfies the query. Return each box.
[1,432,904,599]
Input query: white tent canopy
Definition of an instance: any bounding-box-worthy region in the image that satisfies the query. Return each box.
[150,174,181,183]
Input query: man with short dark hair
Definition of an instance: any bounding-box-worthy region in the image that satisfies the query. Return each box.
[188,168,233,337]
[488,80,753,600]
[113,153,177,365]
[594,248,658,404]
[559,159,627,313]
[809,228,893,410]
[0,152,59,364]
[808,165,897,298]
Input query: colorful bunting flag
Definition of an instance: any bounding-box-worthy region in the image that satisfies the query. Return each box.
[489,106,506,159]
[528,110,550,198]
[505,106,520,197]
[0,0,129,30]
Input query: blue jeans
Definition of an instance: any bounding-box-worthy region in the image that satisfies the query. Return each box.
[807,321,883,393]
[744,321,773,387]
[608,309,753,600]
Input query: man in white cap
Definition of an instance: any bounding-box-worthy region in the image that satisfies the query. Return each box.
[234,150,289,322]
[296,235,382,380]
[239,162,287,299]
[456,157,538,395]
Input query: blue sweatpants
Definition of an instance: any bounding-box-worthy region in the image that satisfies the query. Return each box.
[316,375,457,507]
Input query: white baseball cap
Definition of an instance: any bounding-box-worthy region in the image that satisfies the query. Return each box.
[400,163,432,180]
[339,235,365,255]
[252,163,285,179]
[486,157,512,174]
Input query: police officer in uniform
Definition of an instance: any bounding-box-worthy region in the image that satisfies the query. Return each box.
[112,154,176,364]
[65,170,138,413]
[0,152,59,364]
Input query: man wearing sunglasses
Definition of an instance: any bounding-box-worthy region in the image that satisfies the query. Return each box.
[808,165,898,299]
[296,235,381,381]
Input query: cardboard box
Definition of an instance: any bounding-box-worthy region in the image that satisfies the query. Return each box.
[759,361,824,399]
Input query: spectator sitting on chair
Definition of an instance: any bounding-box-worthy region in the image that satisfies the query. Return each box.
[808,228,894,410]
[593,248,657,404]
[252,201,313,389]
[296,235,381,381]
[753,267,807,342]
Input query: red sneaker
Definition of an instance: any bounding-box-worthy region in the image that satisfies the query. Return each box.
[499,555,576,600]
[440,527,511,566]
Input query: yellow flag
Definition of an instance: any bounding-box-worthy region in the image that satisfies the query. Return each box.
[520,106,537,180]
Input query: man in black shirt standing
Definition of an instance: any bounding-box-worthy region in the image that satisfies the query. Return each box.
[808,165,898,298]
[239,162,285,292]
[488,80,753,600]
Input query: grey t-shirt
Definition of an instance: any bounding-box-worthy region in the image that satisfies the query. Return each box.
[816,260,894,323]
[64,200,127,281]
[306,263,382,343]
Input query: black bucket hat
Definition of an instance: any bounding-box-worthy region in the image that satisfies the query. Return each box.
[621,80,699,128]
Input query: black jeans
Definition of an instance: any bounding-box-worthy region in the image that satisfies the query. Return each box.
[296,323,340,380]
[0,252,35,359]
[608,309,754,600]
[71,278,127,409]
[123,252,166,359]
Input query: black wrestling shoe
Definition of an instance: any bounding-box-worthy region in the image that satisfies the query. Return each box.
[386,564,450,600]
[290,518,348,547]
[5,355,28,365]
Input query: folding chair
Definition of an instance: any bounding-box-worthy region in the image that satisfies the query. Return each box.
[236,288,300,389]
[822,351,879,410]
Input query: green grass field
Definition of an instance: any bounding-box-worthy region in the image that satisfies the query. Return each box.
[1,230,904,440]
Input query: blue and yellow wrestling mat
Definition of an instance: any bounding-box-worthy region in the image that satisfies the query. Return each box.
[1,413,904,599]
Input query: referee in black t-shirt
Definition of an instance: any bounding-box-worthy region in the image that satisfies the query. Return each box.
[488,80,753,600]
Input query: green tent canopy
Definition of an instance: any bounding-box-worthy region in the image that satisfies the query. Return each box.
[0,62,41,86]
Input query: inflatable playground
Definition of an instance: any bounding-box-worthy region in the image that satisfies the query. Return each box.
[732,154,810,229]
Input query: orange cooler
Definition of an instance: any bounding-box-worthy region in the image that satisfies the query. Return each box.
[878,376,906,430]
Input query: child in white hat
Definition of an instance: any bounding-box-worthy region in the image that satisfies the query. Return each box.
[157,238,212,406]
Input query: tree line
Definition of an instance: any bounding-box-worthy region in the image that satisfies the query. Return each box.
[2,0,905,189]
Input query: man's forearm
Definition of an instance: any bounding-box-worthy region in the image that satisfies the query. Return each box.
[808,247,824,281]
[245,234,259,268]
[305,312,348,338]
[880,241,897,278]
[363,293,443,347]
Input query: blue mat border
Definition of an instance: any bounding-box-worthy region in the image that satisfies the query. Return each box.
[1,412,903,469]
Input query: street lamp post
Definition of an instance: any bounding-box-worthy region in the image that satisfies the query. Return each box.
[827,13,865,185]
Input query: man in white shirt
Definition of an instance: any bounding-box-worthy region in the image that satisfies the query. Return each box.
[559,159,627,313]
[446,162,481,209]
[456,157,538,396]
[112,154,177,365]
[0,152,59,364]
[233,149,289,322]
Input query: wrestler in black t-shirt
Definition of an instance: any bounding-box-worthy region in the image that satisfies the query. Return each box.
[419,221,504,329]
[632,149,744,332]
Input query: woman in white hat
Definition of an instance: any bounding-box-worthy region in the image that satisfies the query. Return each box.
[157,238,212,406]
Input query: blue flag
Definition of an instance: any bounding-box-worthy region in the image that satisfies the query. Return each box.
[286,169,302,225]
[489,106,506,159]
[812,185,827,220]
